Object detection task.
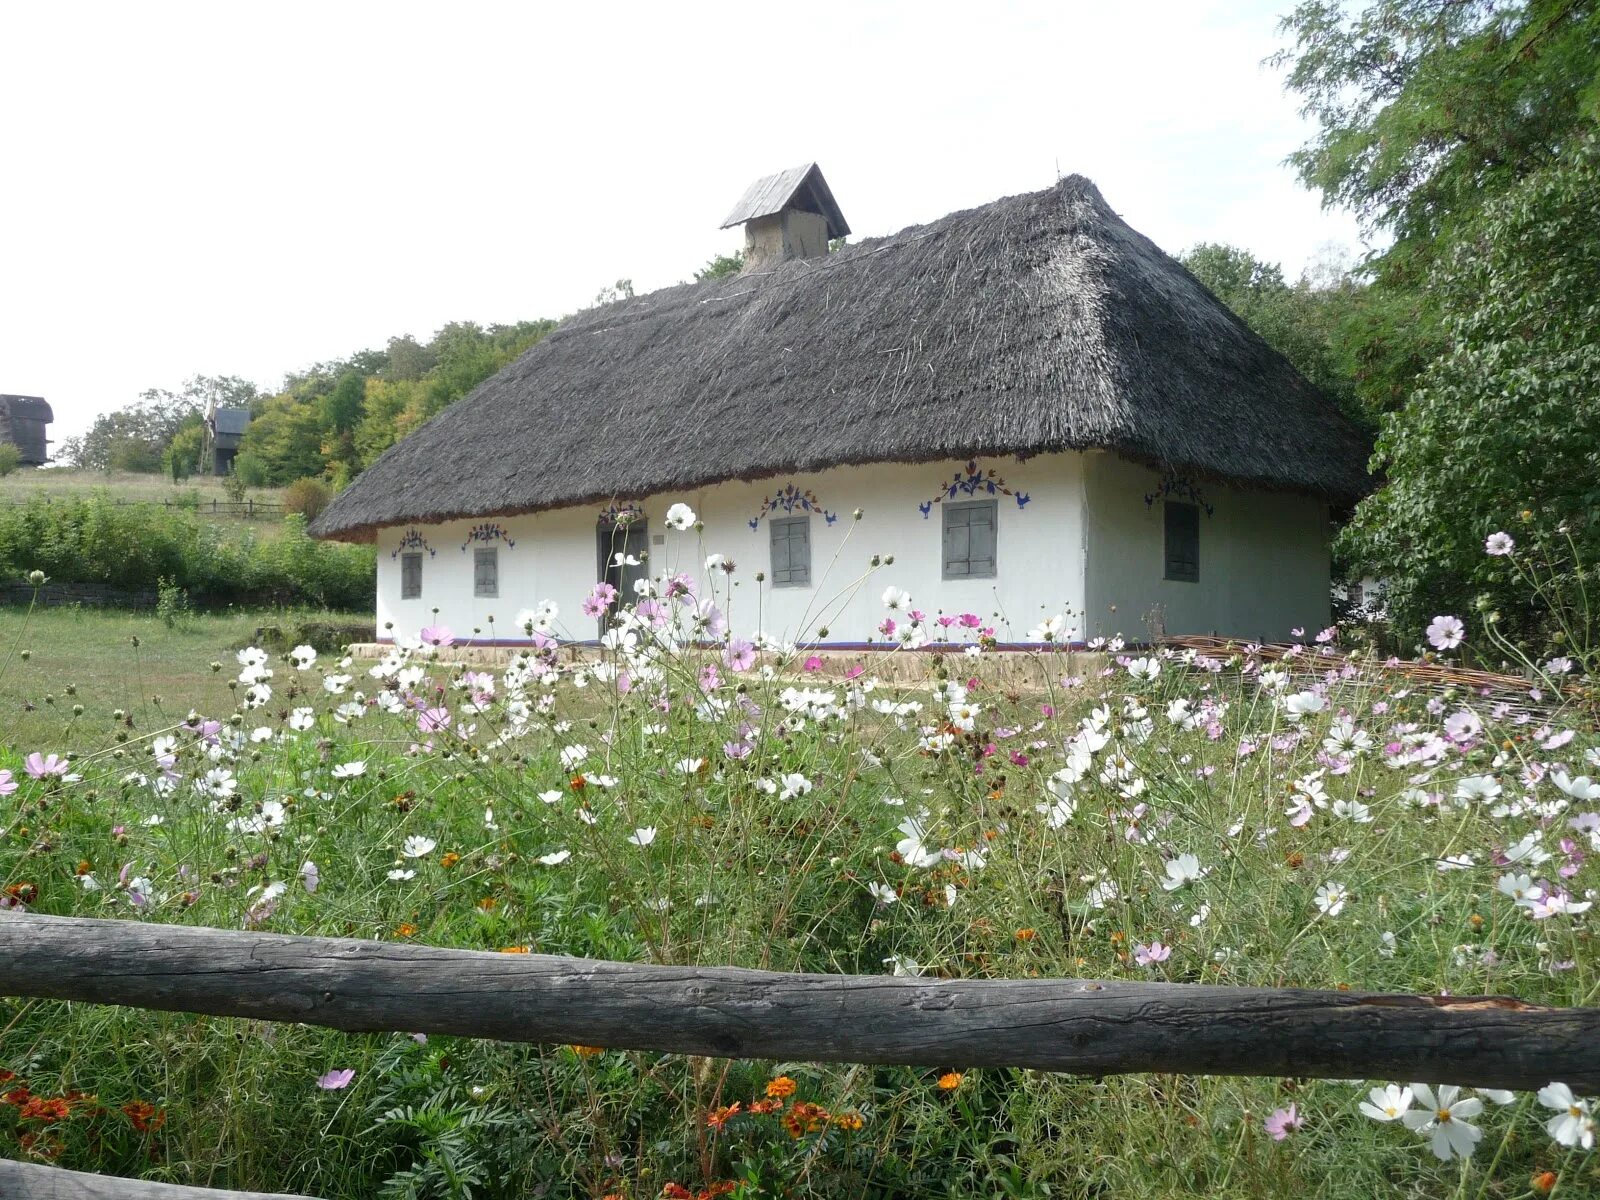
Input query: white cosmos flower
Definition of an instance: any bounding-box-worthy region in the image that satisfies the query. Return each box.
[1359,1084,1414,1122]
[332,761,366,779]
[1425,614,1466,650]
[1454,775,1501,805]
[387,868,416,881]
[1028,614,1069,642]
[289,644,318,669]
[883,954,922,976]
[1332,799,1373,823]
[1126,657,1160,682]
[537,849,571,866]
[1161,853,1206,891]
[559,744,588,769]
[778,772,812,800]
[895,816,943,868]
[1484,531,1514,556]
[1282,690,1326,721]
[288,707,316,732]
[1537,1082,1597,1149]
[866,881,898,905]
[1314,881,1350,916]
[1401,1084,1483,1161]
[881,586,912,611]
[538,789,563,804]
[400,835,437,858]
[664,502,697,530]
[675,757,707,775]
[629,826,657,847]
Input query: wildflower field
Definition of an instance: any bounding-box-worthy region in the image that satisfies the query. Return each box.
[1,522,1598,1199]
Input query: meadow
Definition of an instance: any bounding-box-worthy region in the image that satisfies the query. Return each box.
[0,525,1597,1199]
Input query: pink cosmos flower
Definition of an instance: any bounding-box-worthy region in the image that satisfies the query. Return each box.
[0,769,15,796]
[1134,941,1171,966]
[1264,1104,1303,1140]
[723,637,756,673]
[419,624,455,648]
[316,1068,355,1090]
[580,583,618,618]
[25,752,69,779]
[417,707,452,734]
[803,655,824,672]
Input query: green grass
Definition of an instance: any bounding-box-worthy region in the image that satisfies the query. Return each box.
[0,601,1597,1198]
[0,607,346,749]
[0,469,286,530]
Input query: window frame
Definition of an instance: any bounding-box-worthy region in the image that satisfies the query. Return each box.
[1163,501,1200,583]
[941,498,998,580]
[400,551,423,600]
[768,514,812,588]
[473,546,499,598]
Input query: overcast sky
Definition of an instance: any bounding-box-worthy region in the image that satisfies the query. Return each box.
[1,0,1366,445]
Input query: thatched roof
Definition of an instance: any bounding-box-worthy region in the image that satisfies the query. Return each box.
[312,175,1371,543]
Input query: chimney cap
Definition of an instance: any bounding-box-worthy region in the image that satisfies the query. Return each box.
[719,163,850,239]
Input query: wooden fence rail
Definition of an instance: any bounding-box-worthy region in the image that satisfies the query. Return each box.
[3,914,1598,1091]
[0,1158,317,1200]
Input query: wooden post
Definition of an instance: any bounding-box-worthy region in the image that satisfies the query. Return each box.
[0,1158,320,1199]
[1,914,1597,1090]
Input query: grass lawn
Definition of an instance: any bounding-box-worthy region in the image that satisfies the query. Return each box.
[0,469,286,531]
[0,606,346,750]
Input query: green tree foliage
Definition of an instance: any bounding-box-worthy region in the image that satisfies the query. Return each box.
[1339,139,1600,648]
[1274,0,1600,409]
[0,444,21,477]
[694,251,744,282]
[1179,243,1369,432]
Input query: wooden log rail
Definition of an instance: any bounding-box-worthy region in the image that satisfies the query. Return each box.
[0,1158,316,1199]
[3,914,1598,1091]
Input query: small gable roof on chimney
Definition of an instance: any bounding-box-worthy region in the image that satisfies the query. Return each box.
[719,162,850,239]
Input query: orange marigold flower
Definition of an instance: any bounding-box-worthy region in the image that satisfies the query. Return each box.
[121,1100,166,1133]
[705,1101,741,1130]
[498,945,530,953]
[1014,928,1036,941]
[16,1131,63,1160]
[834,1110,865,1131]
[569,775,587,791]
[1532,1171,1559,1194]
[439,852,461,869]
[4,1087,33,1107]
[765,1075,797,1099]
[660,1185,694,1199]
[394,923,418,938]
[19,1096,71,1122]
[780,1101,830,1138]
[477,897,498,910]
[75,861,92,877]
[937,1072,964,1091]
[747,1098,784,1115]
[568,1045,605,1057]
[0,1069,15,1083]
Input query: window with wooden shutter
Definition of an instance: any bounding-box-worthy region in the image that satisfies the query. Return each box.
[400,552,423,599]
[942,499,998,579]
[769,515,811,587]
[473,547,499,598]
[1164,501,1200,582]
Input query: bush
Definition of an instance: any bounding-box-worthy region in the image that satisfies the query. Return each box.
[0,443,21,477]
[282,477,332,523]
[0,495,374,610]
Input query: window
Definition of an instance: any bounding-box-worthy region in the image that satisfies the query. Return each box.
[942,499,997,579]
[400,552,423,600]
[1164,501,1199,582]
[769,515,811,587]
[473,547,499,598]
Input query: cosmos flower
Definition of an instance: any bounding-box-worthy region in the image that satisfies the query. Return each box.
[316,1068,355,1091]
[664,503,697,530]
[1401,1084,1483,1161]
[1537,1082,1596,1150]
[400,836,437,858]
[332,761,367,779]
[1425,615,1465,651]
[1264,1104,1302,1141]
[1484,531,1514,556]
[1161,854,1206,891]
[629,827,657,847]
[1314,881,1350,916]
[1360,1084,1414,1122]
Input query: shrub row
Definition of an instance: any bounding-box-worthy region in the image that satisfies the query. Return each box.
[0,495,374,610]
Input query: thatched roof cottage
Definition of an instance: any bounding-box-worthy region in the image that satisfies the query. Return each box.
[312,167,1369,647]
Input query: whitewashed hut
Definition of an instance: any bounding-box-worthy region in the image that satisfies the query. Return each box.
[310,166,1370,648]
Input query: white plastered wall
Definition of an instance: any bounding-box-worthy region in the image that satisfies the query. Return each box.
[373,453,1090,646]
[1080,451,1332,643]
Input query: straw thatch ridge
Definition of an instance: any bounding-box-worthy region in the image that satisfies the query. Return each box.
[311,176,1371,543]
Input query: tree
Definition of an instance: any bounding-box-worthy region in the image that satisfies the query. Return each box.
[1273,0,1600,409]
[1179,243,1369,432]
[694,251,744,282]
[237,394,327,485]
[1339,139,1600,650]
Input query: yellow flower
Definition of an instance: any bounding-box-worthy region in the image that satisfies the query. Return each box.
[937,1072,964,1090]
[765,1076,797,1099]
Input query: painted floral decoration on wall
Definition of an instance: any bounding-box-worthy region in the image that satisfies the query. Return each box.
[1143,474,1215,517]
[598,502,647,527]
[748,484,838,531]
[391,528,436,559]
[918,460,1030,518]
[461,522,515,551]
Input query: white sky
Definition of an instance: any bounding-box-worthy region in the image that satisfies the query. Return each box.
[1,0,1366,444]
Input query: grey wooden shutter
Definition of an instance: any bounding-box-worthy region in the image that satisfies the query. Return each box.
[1164,502,1199,582]
[770,516,810,586]
[401,552,423,599]
[474,547,499,597]
[942,500,997,579]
